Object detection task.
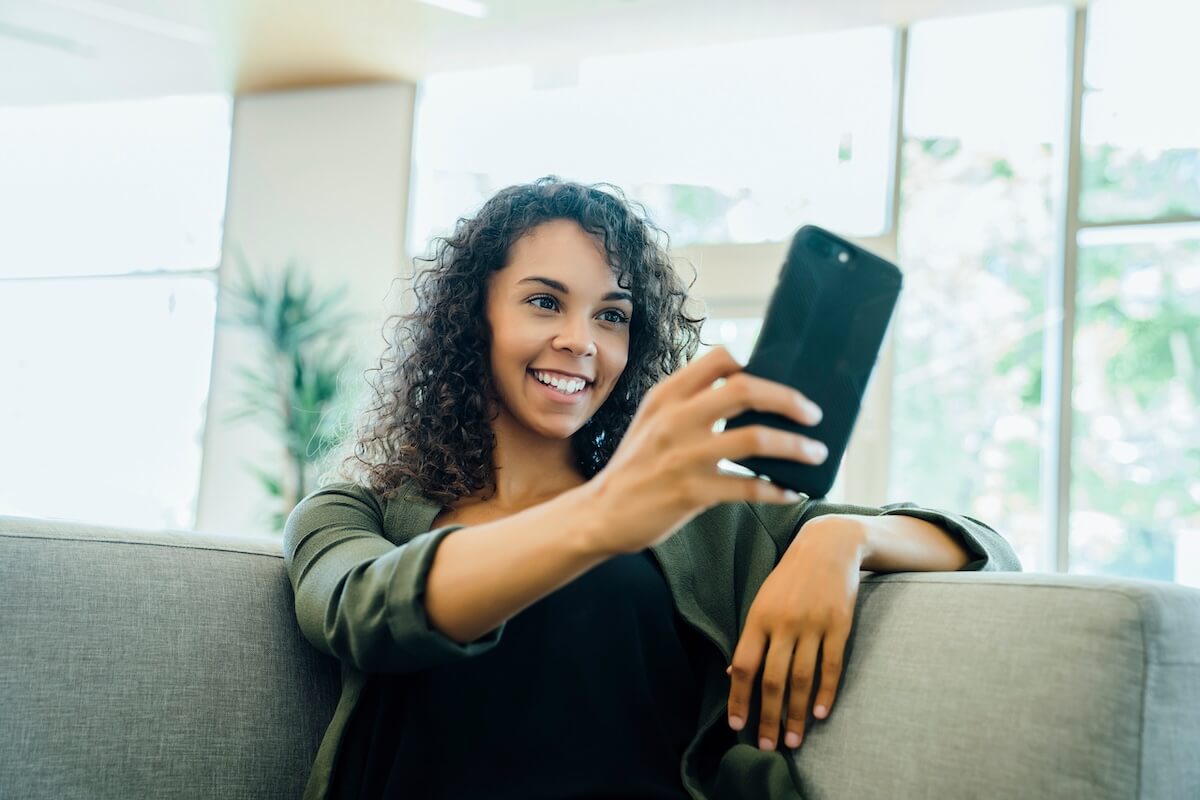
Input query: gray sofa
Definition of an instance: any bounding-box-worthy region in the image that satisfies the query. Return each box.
[3,513,1199,799]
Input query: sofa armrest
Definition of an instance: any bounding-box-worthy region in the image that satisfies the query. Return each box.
[789,570,1200,799]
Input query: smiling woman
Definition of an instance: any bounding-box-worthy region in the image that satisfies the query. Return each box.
[283,176,1022,800]
[335,176,703,508]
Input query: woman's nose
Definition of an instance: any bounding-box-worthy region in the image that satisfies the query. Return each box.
[554,316,597,356]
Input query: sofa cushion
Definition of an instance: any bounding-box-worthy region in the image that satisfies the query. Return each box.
[0,516,341,800]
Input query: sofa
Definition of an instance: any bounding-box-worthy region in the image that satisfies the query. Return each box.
[2,512,1199,799]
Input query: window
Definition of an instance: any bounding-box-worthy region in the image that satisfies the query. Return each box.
[1080,0,1200,223]
[0,95,231,530]
[889,7,1071,572]
[1070,225,1200,581]
[1065,0,1200,583]
[409,27,896,254]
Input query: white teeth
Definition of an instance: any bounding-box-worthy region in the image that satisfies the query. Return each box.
[532,370,586,394]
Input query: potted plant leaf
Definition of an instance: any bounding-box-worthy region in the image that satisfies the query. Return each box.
[217,247,361,532]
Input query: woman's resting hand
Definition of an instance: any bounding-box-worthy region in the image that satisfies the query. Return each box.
[725,514,866,752]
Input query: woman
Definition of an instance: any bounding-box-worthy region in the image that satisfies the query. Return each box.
[283,176,1021,800]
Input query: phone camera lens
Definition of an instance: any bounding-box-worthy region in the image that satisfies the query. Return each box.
[837,251,850,264]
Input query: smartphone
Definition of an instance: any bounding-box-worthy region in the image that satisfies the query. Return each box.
[723,225,902,498]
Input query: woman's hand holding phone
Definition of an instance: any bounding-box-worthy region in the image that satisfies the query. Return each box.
[580,346,827,557]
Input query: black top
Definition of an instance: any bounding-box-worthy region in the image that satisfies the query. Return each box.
[332,549,713,799]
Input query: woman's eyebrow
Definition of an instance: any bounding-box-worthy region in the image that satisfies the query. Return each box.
[517,276,633,303]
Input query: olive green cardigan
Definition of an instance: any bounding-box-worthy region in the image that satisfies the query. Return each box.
[282,480,1021,799]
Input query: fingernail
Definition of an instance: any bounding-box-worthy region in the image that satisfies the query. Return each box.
[729,716,744,731]
[785,732,802,748]
[759,737,774,751]
[815,704,828,719]
[796,394,821,422]
[806,441,828,462]
[783,490,801,501]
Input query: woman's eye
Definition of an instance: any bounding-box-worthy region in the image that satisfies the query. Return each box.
[529,295,628,325]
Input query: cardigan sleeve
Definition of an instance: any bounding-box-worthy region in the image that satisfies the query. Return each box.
[744,494,1022,573]
[282,481,506,674]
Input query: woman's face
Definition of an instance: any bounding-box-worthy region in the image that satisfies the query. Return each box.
[484,218,633,442]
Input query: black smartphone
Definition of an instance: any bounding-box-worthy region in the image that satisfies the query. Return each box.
[723,225,902,498]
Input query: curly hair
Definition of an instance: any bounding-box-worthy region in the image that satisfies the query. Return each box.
[326,176,707,506]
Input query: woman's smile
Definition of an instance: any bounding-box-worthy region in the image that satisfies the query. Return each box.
[528,368,592,404]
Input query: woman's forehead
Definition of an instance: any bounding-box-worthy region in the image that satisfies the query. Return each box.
[506,219,605,262]
[489,219,636,294]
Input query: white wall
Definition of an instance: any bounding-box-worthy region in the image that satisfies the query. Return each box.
[195,81,416,536]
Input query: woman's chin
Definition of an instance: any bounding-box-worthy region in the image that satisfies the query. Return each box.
[523,414,587,441]
[543,423,585,440]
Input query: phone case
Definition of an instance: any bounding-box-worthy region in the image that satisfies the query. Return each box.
[724,225,902,498]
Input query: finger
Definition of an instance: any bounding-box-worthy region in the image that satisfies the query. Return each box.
[704,473,805,505]
[699,424,829,467]
[655,345,745,405]
[812,616,850,721]
[756,636,798,751]
[687,371,823,430]
[783,634,821,750]
[726,626,768,735]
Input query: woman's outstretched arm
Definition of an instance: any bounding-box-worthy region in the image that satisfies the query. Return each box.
[422,485,610,644]
[283,480,611,672]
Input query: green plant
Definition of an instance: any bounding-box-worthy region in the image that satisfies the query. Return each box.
[217,247,360,532]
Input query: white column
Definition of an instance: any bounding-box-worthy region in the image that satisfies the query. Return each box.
[196,82,416,536]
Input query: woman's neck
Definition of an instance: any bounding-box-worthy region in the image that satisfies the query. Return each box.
[459,411,585,512]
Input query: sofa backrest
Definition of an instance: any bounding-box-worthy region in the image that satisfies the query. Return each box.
[7,513,1200,799]
[0,515,340,800]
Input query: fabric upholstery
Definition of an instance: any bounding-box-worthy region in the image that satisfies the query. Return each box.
[2,515,1197,799]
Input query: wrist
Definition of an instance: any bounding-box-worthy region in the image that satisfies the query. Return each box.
[795,513,872,566]
[563,479,618,559]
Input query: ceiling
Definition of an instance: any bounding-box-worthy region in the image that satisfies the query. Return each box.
[1,0,1081,106]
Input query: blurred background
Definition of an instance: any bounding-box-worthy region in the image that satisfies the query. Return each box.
[1,0,1196,585]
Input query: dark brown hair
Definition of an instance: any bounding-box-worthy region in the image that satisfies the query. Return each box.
[327,176,706,506]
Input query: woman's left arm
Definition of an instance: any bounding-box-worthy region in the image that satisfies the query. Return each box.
[852,512,972,572]
[726,503,1021,755]
[747,495,1024,573]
